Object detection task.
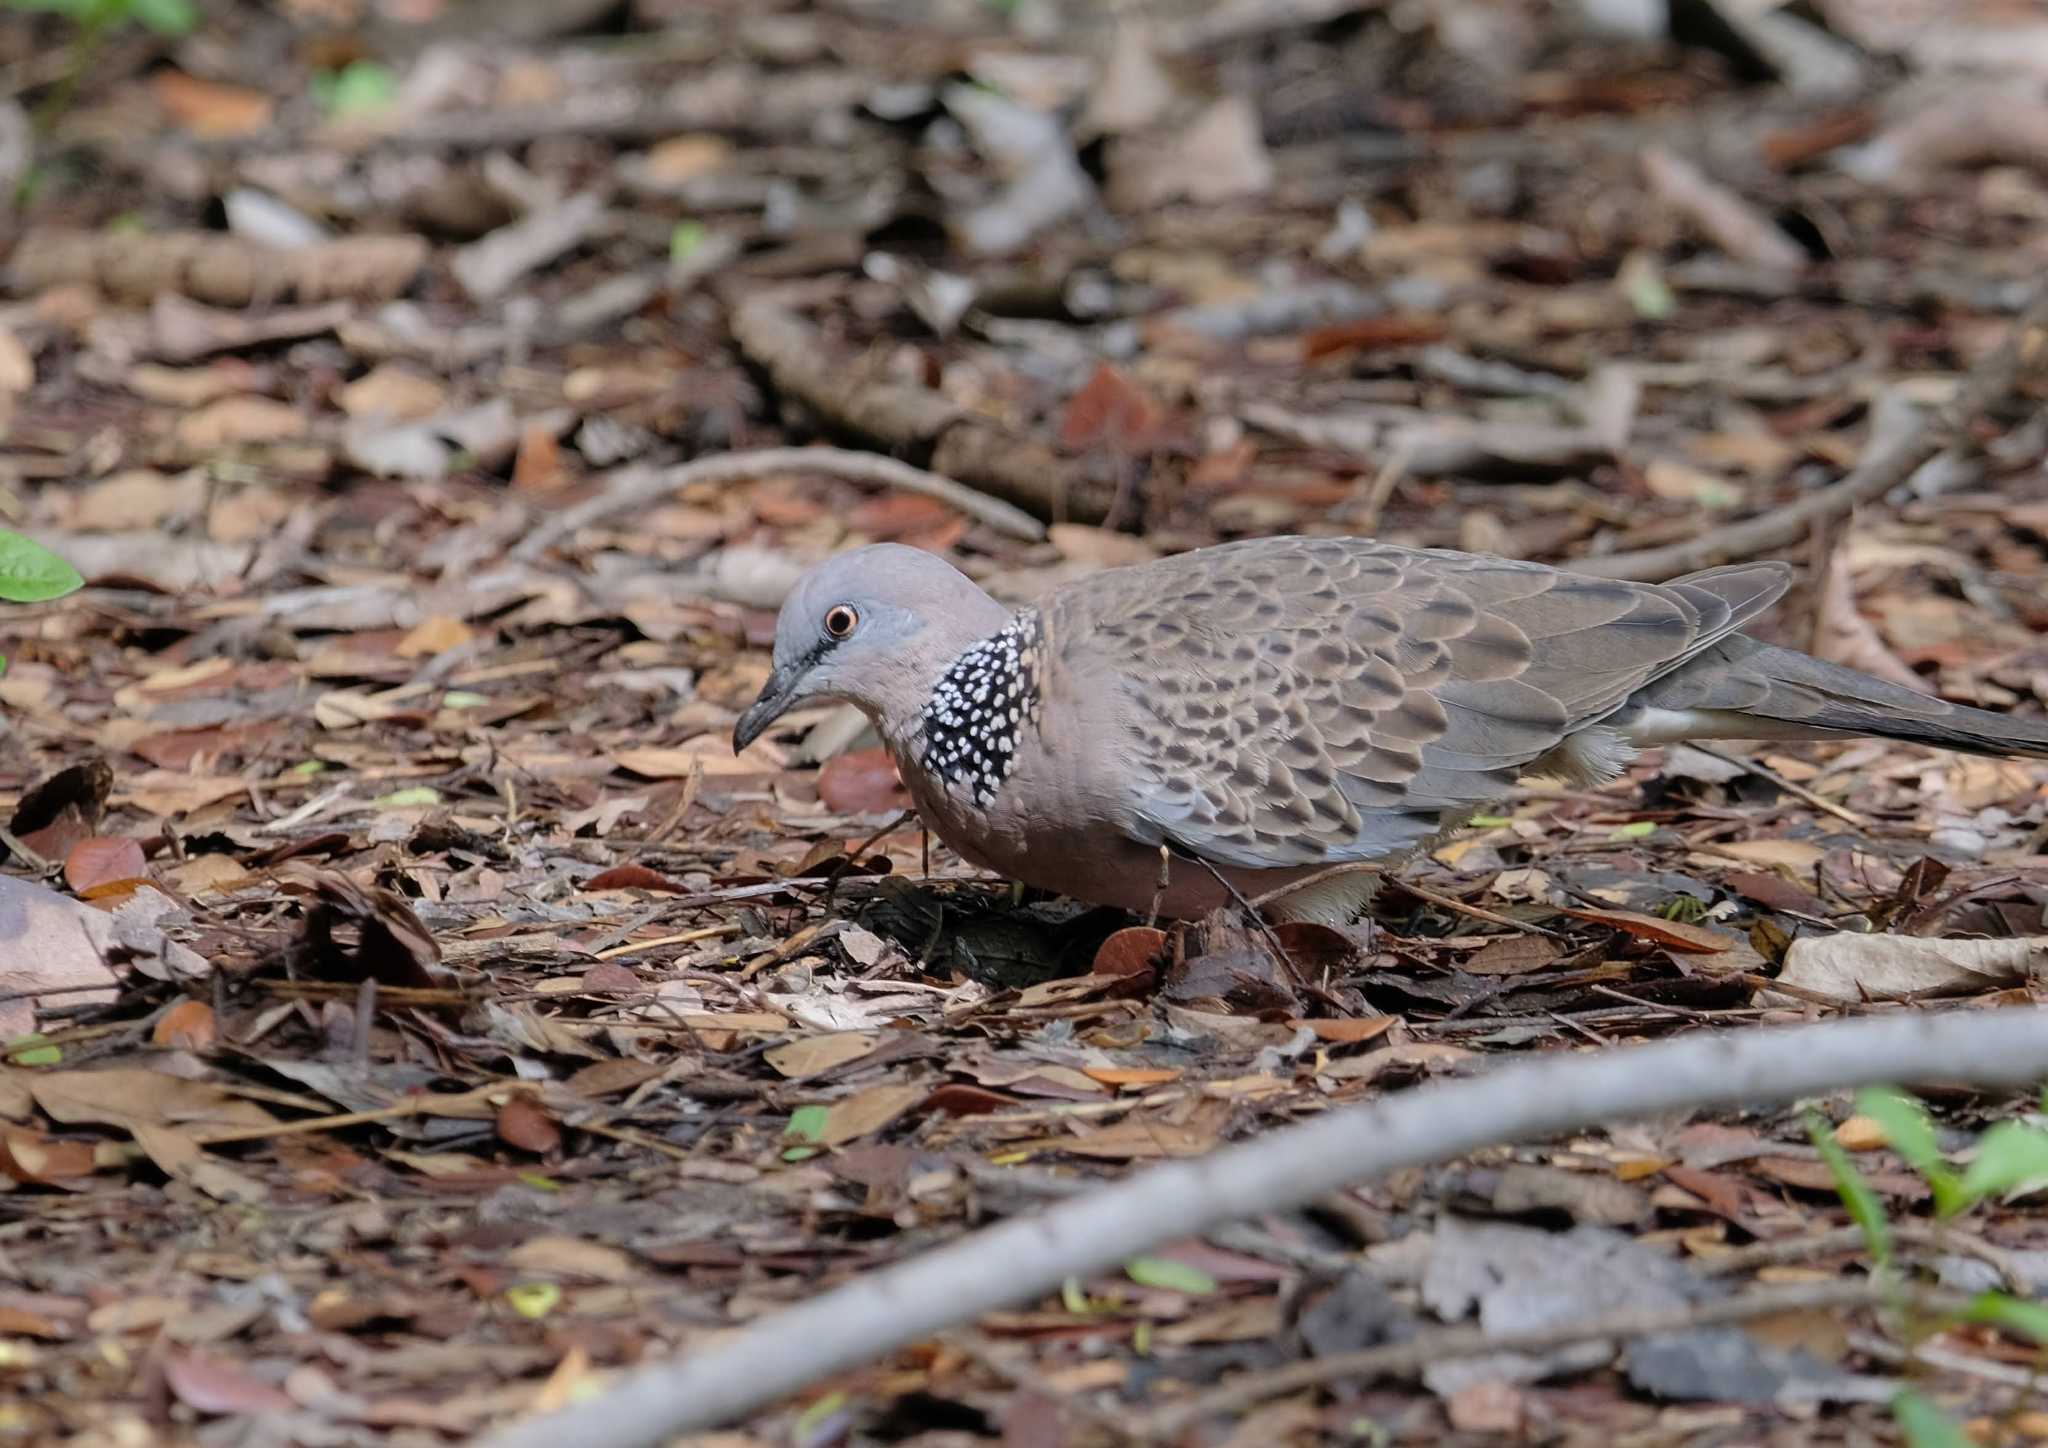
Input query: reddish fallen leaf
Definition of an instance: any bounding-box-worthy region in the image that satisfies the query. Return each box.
[1757,108,1876,170]
[578,962,645,994]
[1058,363,1163,451]
[582,864,687,893]
[1300,313,1447,361]
[163,1351,296,1415]
[152,1000,217,1050]
[496,1094,563,1155]
[1272,921,1360,973]
[917,1084,1017,1118]
[845,492,958,539]
[1092,926,1168,977]
[0,1129,98,1187]
[1561,906,1739,954]
[817,748,911,814]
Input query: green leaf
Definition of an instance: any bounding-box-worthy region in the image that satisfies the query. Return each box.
[317,61,397,116]
[669,221,707,264]
[371,786,441,808]
[1961,1290,2048,1347]
[5,1034,62,1068]
[1608,821,1657,839]
[1806,1108,1890,1266]
[792,1390,846,1443]
[1854,1086,1965,1214]
[1466,814,1511,827]
[0,529,83,603]
[1958,1121,2048,1207]
[504,1281,560,1319]
[441,690,488,709]
[1125,1257,1217,1295]
[783,1105,829,1143]
[125,0,197,34]
[1060,1276,1090,1315]
[1891,1388,1974,1448]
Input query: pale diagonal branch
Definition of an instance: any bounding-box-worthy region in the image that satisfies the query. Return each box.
[483,1006,2048,1448]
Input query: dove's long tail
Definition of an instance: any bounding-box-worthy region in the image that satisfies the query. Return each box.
[1630,634,2048,760]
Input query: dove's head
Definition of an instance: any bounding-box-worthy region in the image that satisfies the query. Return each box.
[732,544,1010,752]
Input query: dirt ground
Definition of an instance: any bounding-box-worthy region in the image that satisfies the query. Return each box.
[4,0,2048,1443]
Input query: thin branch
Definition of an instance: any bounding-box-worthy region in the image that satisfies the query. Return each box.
[512,446,1046,561]
[481,1007,2048,1448]
[1577,283,2048,581]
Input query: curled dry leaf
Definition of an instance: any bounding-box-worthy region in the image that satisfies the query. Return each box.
[0,1129,99,1187]
[496,1093,564,1155]
[1092,926,1168,977]
[1770,934,2048,1004]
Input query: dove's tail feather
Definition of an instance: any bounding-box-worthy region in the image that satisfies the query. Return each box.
[1633,635,2048,760]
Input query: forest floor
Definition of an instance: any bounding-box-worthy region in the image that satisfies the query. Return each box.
[4,0,2048,1443]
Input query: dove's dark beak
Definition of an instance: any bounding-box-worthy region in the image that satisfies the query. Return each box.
[732,661,808,753]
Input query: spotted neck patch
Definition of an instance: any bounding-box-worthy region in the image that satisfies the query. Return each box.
[918,610,1044,807]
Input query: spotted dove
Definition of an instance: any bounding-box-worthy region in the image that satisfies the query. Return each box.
[734,539,2048,922]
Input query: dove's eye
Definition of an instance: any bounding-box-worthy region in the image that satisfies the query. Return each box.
[823,605,859,640]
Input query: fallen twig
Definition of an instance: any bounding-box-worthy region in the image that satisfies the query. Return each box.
[482,1007,2048,1448]
[1578,282,2048,580]
[730,296,1115,524]
[513,446,1045,561]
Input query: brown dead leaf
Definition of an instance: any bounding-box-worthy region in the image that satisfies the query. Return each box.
[1463,935,1561,975]
[505,1235,637,1283]
[1092,926,1168,977]
[1058,363,1163,451]
[31,1070,277,1136]
[1080,1066,1181,1087]
[0,325,32,397]
[130,1123,268,1203]
[764,1033,881,1080]
[63,837,147,895]
[337,365,447,422]
[642,133,733,184]
[510,421,568,494]
[817,1083,927,1146]
[1813,545,1927,692]
[396,614,475,659]
[816,748,911,813]
[1561,906,1741,954]
[176,395,307,451]
[1290,1016,1398,1045]
[150,71,274,137]
[1031,1119,1217,1159]
[1047,523,1161,568]
[496,1093,563,1155]
[163,1351,295,1415]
